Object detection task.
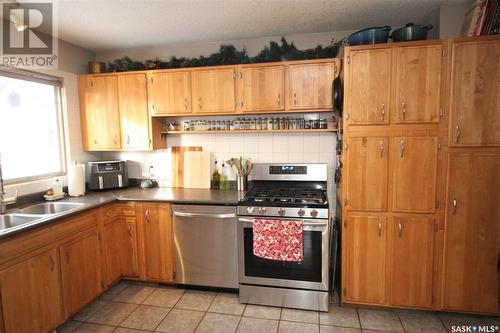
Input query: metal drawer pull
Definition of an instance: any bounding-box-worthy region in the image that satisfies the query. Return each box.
[293,93,297,105]
[455,125,461,144]
[400,140,405,158]
[277,92,281,106]
[379,140,384,158]
[452,198,457,215]
[398,223,403,237]
[401,102,406,120]
[198,97,202,109]
[380,104,385,121]
[237,218,327,227]
[175,211,236,219]
[184,97,188,110]
[377,222,382,237]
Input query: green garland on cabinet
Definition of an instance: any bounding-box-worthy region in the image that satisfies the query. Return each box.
[106,37,341,72]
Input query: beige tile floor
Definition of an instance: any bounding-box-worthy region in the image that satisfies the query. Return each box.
[56,281,499,333]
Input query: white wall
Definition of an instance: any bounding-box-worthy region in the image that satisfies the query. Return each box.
[439,1,473,38]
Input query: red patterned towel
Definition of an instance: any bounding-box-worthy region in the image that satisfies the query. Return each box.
[253,219,304,262]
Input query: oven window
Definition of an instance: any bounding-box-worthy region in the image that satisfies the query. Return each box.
[243,227,322,282]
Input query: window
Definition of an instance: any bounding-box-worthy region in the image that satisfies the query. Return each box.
[0,69,65,183]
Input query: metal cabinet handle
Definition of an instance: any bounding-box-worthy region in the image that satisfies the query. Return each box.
[398,223,403,237]
[377,222,382,237]
[381,104,385,121]
[127,222,132,236]
[455,125,461,144]
[400,140,405,158]
[198,97,202,110]
[145,209,150,222]
[65,248,70,264]
[94,139,98,145]
[277,92,281,106]
[293,93,297,106]
[175,211,237,219]
[401,102,406,120]
[126,135,130,145]
[184,97,188,110]
[380,140,384,158]
[114,135,117,145]
[346,113,350,120]
[452,198,457,215]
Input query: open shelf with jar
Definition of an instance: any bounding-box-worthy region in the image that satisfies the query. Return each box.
[160,112,339,135]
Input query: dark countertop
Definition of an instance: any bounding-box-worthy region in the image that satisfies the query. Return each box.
[0,187,245,240]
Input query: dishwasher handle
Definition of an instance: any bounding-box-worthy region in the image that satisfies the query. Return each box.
[173,211,237,219]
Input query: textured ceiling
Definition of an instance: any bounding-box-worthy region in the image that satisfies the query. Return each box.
[25,0,463,51]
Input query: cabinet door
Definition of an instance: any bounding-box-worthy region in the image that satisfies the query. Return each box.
[60,229,103,316]
[346,49,391,124]
[345,137,388,211]
[0,249,63,333]
[83,76,121,150]
[288,63,335,110]
[389,216,435,308]
[442,153,500,314]
[192,68,236,113]
[344,215,387,304]
[450,40,500,146]
[104,218,139,286]
[395,45,442,124]
[143,204,174,282]
[118,73,151,150]
[240,66,284,112]
[149,71,191,115]
[392,137,438,213]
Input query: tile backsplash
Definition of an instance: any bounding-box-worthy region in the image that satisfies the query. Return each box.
[102,131,338,211]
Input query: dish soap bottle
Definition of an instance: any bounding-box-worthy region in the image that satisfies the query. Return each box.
[219,162,228,190]
[211,160,220,189]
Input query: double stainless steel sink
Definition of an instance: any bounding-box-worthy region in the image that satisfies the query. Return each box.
[0,202,84,232]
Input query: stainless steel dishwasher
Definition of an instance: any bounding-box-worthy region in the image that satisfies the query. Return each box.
[173,204,238,289]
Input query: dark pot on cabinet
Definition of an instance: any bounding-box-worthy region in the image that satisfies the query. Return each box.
[391,23,433,42]
[346,26,391,45]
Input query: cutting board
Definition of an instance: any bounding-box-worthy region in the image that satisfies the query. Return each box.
[183,151,211,189]
[171,146,202,187]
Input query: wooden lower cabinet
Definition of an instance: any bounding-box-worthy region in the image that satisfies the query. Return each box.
[344,215,387,304]
[140,203,175,282]
[103,217,139,286]
[389,216,435,308]
[0,248,63,333]
[59,228,103,317]
[442,152,500,314]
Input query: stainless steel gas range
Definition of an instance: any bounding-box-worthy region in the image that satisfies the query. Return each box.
[237,163,331,311]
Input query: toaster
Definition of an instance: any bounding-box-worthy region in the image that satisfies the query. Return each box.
[87,161,128,190]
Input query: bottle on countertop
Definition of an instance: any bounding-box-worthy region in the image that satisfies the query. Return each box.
[219,163,228,190]
[211,160,220,189]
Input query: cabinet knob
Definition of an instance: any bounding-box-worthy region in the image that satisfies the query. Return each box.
[455,125,461,144]
[277,92,281,106]
[380,104,385,121]
[398,223,403,237]
[452,198,458,215]
[377,222,382,237]
[400,140,405,158]
[379,140,384,158]
[293,93,297,106]
[401,102,406,120]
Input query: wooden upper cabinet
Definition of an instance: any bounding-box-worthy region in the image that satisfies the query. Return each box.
[389,216,435,308]
[103,218,139,286]
[142,203,175,282]
[392,136,438,213]
[240,65,284,112]
[344,215,387,304]
[442,153,500,314]
[394,45,442,124]
[149,71,192,115]
[118,73,151,150]
[288,62,335,110]
[345,136,388,211]
[346,49,391,125]
[191,68,236,113]
[449,39,500,146]
[59,229,103,317]
[79,75,121,150]
[0,249,63,333]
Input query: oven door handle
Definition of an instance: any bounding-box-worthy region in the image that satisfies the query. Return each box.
[174,211,237,219]
[238,217,327,227]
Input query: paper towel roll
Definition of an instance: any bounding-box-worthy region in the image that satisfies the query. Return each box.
[68,163,86,197]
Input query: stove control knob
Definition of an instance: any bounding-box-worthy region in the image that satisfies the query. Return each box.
[310,209,318,218]
[278,208,286,217]
[246,207,255,214]
[258,207,266,214]
[297,209,306,217]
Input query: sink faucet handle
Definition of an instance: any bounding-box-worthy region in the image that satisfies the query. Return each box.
[2,190,18,204]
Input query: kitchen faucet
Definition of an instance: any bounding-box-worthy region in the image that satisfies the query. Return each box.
[0,158,17,214]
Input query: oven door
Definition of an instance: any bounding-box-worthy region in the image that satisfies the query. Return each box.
[237,217,329,291]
